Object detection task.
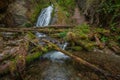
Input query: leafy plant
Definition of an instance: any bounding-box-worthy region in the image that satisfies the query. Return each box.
[57,0,75,15]
[59,31,67,38]
[98,0,120,27]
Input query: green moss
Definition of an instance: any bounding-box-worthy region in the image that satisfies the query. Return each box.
[26,52,42,64]
[75,23,90,33]
[94,28,110,34]
[78,40,96,51]
[71,23,90,40]
[71,46,83,51]
[27,32,36,39]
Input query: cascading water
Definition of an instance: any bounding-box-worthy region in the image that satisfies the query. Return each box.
[35,5,80,80]
[36,5,53,38]
[36,5,53,27]
[36,5,69,62]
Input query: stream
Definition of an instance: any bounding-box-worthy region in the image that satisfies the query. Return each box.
[35,5,81,80]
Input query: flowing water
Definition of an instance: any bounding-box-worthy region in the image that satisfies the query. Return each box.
[35,5,81,80]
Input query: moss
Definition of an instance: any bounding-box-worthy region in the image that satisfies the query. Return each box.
[94,28,110,34]
[26,52,42,64]
[66,23,90,40]
[27,32,36,39]
[78,40,96,51]
[75,23,90,34]
[58,31,67,38]
[66,32,77,43]
[71,46,83,51]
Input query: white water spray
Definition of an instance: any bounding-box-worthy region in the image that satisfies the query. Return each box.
[36,5,53,27]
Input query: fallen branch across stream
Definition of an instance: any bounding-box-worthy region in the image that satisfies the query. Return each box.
[42,39,120,80]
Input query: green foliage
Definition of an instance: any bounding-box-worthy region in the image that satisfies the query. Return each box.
[94,28,110,34]
[57,0,75,16]
[59,31,67,38]
[111,26,116,32]
[74,23,90,39]
[100,36,108,43]
[98,0,120,27]
[99,0,120,14]
[71,46,83,51]
[118,36,120,45]
[75,23,90,34]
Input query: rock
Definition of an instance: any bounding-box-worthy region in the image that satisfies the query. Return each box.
[7,0,28,26]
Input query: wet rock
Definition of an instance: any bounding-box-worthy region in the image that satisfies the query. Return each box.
[7,0,28,26]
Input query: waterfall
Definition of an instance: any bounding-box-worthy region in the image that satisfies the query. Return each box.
[36,5,53,38]
[43,43,69,62]
[36,5,53,27]
[36,5,69,62]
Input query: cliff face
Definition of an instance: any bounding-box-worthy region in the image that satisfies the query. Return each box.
[0,0,50,27]
[76,0,120,27]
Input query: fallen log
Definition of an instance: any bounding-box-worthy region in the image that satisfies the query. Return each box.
[0,38,47,76]
[42,39,120,79]
[0,50,43,76]
[0,28,67,35]
[0,25,74,32]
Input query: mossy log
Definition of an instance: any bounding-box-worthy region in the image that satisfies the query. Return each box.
[0,52,43,75]
[0,28,65,33]
[42,39,120,79]
[0,38,46,76]
[0,25,74,32]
